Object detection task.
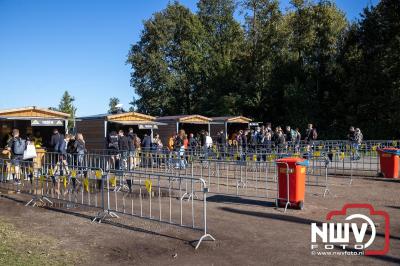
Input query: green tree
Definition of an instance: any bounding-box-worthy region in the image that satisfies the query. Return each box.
[57,91,77,129]
[127,0,398,139]
[128,96,137,112]
[127,2,207,115]
[239,0,284,121]
[197,0,244,115]
[108,97,121,114]
[338,0,400,138]
[274,0,347,135]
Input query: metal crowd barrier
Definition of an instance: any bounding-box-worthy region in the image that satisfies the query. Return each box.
[41,147,381,190]
[0,159,215,249]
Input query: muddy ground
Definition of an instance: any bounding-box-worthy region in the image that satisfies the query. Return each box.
[0,174,399,266]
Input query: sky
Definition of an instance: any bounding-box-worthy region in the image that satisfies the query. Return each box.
[0,0,378,116]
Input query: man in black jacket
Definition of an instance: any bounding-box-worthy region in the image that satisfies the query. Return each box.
[127,128,136,170]
[142,134,151,151]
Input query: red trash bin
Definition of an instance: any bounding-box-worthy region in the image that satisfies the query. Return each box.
[377,148,400,178]
[275,157,307,210]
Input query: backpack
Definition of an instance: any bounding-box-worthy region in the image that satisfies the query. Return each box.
[108,134,119,149]
[12,138,26,155]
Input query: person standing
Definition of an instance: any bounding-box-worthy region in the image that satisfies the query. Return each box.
[174,130,185,169]
[216,131,225,159]
[127,128,136,170]
[188,133,198,150]
[118,130,129,170]
[168,134,175,151]
[352,128,363,160]
[305,124,317,142]
[67,134,77,165]
[107,131,120,170]
[152,133,163,166]
[6,129,26,185]
[74,133,86,168]
[142,133,152,151]
[50,129,64,153]
[272,127,285,153]
[53,134,70,196]
[295,128,302,153]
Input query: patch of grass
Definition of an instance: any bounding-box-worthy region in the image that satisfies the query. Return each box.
[0,219,84,266]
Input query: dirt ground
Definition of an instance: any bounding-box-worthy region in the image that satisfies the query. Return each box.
[0,174,399,266]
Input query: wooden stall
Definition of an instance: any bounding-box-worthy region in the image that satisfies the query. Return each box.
[210,116,252,140]
[0,106,70,166]
[155,115,212,145]
[76,112,163,150]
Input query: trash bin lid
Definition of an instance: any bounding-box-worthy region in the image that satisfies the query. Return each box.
[382,148,400,155]
[296,160,309,167]
[276,157,305,163]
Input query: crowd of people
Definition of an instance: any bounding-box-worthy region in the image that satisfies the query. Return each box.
[2,123,367,182]
[1,128,87,185]
[99,124,321,169]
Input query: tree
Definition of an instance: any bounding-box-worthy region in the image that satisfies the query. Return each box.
[129,96,137,112]
[127,0,398,139]
[197,0,244,115]
[273,0,347,135]
[108,97,121,114]
[57,91,77,129]
[337,0,400,138]
[127,2,208,115]
[239,0,284,121]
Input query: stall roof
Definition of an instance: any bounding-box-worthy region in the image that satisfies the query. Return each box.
[78,112,162,125]
[211,116,252,124]
[0,106,70,119]
[156,115,212,124]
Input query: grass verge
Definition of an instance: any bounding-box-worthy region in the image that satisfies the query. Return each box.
[0,219,84,266]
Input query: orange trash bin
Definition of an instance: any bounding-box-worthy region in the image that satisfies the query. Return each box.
[377,148,400,178]
[275,157,307,210]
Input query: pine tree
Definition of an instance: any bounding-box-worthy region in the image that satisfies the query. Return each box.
[57,91,77,129]
[108,97,121,114]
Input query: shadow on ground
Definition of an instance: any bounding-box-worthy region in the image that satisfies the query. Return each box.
[207,195,275,208]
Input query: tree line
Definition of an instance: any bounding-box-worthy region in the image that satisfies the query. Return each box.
[126,0,400,139]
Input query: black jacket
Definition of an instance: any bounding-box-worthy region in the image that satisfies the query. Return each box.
[127,133,135,151]
[118,135,129,151]
[67,139,77,154]
[142,136,151,149]
[50,133,64,152]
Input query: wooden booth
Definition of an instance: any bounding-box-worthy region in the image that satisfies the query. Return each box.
[76,112,163,150]
[210,116,252,140]
[0,106,70,166]
[155,115,212,145]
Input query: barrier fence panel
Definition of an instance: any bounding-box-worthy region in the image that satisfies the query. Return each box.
[40,146,385,198]
[40,137,394,178]
[0,159,215,249]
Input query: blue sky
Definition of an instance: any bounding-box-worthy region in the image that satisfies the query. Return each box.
[0,0,378,116]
